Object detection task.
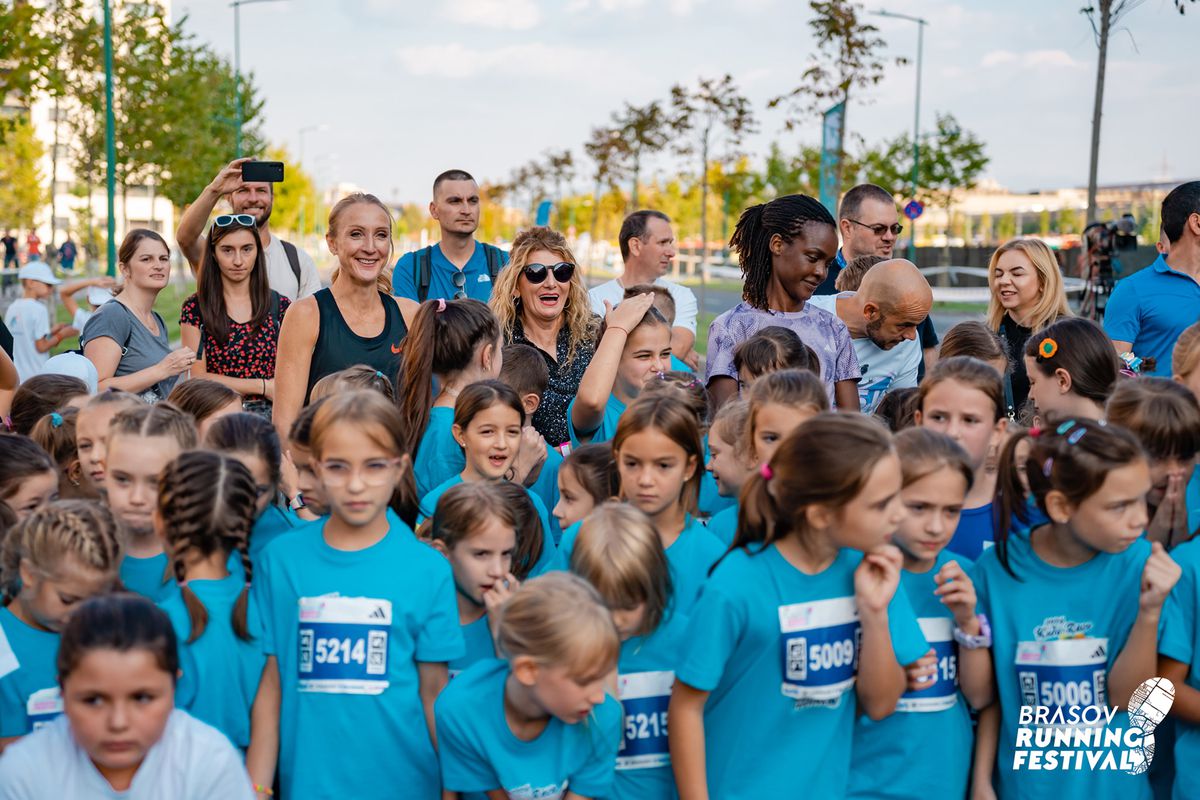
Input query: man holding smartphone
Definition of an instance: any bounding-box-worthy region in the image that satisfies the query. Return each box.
[392,169,508,304]
[176,157,322,301]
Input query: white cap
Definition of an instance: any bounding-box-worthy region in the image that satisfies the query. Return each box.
[17,260,61,285]
[40,353,98,394]
[86,287,114,306]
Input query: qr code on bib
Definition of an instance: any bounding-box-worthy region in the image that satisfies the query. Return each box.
[787,638,807,682]
[367,631,387,675]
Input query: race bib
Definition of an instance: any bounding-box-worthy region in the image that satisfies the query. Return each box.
[897,617,959,713]
[506,781,567,800]
[26,687,62,730]
[1016,637,1108,719]
[779,596,860,707]
[617,670,673,770]
[298,595,391,695]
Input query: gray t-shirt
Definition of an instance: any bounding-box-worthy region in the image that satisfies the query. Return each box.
[81,299,176,402]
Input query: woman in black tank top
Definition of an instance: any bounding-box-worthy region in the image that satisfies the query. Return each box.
[272,194,418,440]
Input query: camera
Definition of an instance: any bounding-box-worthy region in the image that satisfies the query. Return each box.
[1080,213,1137,320]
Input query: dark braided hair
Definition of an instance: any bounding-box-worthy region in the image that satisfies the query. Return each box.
[730,194,836,310]
[157,451,257,643]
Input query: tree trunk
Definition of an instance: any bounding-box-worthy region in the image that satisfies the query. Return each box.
[630,156,640,211]
[834,90,850,204]
[1086,1,1112,224]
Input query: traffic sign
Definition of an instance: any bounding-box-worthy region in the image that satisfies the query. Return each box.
[904,200,924,220]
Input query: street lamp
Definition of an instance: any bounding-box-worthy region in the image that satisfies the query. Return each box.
[874,9,927,262]
[232,0,286,157]
[104,0,115,275]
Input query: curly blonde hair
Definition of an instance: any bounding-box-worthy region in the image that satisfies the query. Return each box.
[489,227,598,366]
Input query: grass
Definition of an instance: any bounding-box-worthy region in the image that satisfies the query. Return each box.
[52,279,195,355]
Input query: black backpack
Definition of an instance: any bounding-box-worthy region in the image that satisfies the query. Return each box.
[412,243,503,303]
[281,240,302,295]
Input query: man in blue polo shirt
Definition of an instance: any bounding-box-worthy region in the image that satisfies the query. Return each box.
[1105,181,1200,376]
[394,169,509,303]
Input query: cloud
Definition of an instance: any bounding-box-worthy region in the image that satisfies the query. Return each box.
[396,42,604,80]
[980,49,1084,70]
[443,0,541,30]
[566,0,647,12]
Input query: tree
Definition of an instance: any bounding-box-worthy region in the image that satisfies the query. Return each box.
[769,0,900,201]
[583,126,629,249]
[613,101,671,209]
[0,2,61,142]
[0,118,46,227]
[670,74,757,268]
[855,133,911,199]
[542,149,575,227]
[918,114,989,258]
[264,145,322,237]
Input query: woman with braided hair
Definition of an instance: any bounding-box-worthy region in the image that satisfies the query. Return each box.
[0,500,123,745]
[154,450,267,760]
[704,194,861,411]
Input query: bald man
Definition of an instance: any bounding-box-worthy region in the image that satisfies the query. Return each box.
[808,259,933,412]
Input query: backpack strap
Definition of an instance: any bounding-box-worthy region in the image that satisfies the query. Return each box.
[414,246,433,304]
[269,290,281,329]
[281,240,302,295]
[481,242,502,280]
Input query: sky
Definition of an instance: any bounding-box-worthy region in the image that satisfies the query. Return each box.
[172,0,1200,205]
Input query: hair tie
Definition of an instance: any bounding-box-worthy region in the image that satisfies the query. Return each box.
[1028,426,1042,438]
[760,463,773,481]
[436,298,446,313]
[1038,338,1058,359]
[375,370,384,379]
[49,412,63,428]
[1042,457,1054,477]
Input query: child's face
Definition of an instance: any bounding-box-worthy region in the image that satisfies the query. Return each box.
[610,603,647,642]
[1023,358,1076,418]
[553,465,595,531]
[19,554,116,632]
[455,404,522,481]
[196,398,242,442]
[825,453,905,553]
[892,466,970,567]
[22,279,51,299]
[5,469,59,521]
[1056,459,1150,554]
[289,442,328,516]
[917,380,1005,470]
[1178,370,1200,402]
[76,404,126,490]
[616,428,697,520]
[1148,456,1196,508]
[229,450,274,517]
[443,516,515,606]
[527,660,612,725]
[62,648,174,786]
[752,402,819,465]
[105,434,182,539]
[614,325,672,402]
[707,423,752,498]
[314,424,402,529]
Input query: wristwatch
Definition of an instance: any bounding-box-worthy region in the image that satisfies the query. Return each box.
[953,613,992,649]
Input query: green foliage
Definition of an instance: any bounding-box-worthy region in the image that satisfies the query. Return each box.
[265,146,323,237]
[0,118,46,227]
[612,101,671,208]
[0,2,60,143]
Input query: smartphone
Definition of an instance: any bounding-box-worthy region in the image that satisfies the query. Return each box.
[241,161,284,183]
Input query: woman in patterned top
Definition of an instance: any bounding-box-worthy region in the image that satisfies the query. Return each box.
[180,214,288,417]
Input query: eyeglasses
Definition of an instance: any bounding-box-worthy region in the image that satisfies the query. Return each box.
[522,262,575,284]
[452,270,467,300]
[848,219,903,237]
[214,214,256,228]
[317,458,401,487]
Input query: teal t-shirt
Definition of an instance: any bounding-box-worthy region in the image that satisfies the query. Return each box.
[974,532,1155,800]
[675,545,928,800]
[0,608,60,737]
[697,437,735,517]
[159,574,267,749]
[849,550,976,799]
[528,446,564,545]
[251,503,302,563]
[450,614,496,680]
[420,475,558,578]
[568,394,626,449]
[707,504,738,546]
[414,406,464,500]
[254,515,465,800]
[669,354,693,374]
[436,658,623,799]
[120,552,173,603]
[393,242,508,304]
[946,502,995,561]
[1158,537,1200,800]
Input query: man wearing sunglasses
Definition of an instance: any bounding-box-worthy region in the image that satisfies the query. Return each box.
[588,210,700,369]
[393,169,508,304]
[175,157,321,302]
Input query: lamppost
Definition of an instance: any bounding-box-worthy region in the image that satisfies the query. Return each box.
[103,0,116,276]
[874,9,927,262]
[231,0,285,157]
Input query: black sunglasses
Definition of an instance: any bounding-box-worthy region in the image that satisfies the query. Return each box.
[848,219,903,237]
[522,262,575,284]
[452,270,467,299]
[214,214,256,228]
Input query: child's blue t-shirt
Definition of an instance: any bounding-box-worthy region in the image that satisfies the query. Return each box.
[669,354,693,374]
[435,658,623,799]
[528,446,564,546]
[0,608,60,736]
[254,516,465,800]
[567,394,626,449]
[974,532,1155,800]
[159,574,267,749]
[420,475,558,578]
[414,406,464,499]
[707,504,738,546]
[849,550,976,799]
[946,502,994,561]
[120,552,173,603]
[1157,537,1200,799]
[1186,469,1200,536]
[675,545,928,800]
[251,503,302,563]
[697,437,735,517]
[450,614,496,680]
[612,609,690,800]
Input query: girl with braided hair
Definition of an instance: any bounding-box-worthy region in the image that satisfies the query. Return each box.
[155,450,267,757]
[0,500,122,744]
[704,194,861,412]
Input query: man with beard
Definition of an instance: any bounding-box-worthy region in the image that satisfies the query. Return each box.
[808,259,932,413]
[176,157,321,301]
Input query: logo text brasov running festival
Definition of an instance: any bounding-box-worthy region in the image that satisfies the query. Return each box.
[1012,677,1175,775]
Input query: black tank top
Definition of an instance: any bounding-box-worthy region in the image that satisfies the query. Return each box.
[305,288,407,401]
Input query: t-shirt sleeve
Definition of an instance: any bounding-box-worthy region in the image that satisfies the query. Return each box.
[392,252,417,301]
[179,294,200,327]
[675,578,745,691]
[703,316,738,384]
[298,248,322,299]
[252,552,277,656]
[671,284,699,336]
[435,692,499,792]
[587,286,607,317]
[80,303,131,350]
[570,694,623,798]
[415,557,466,663]
[1160,552,1195,664]
[893,343,922,390]
[1103,278,1140,344]
[830,321,862,385]
[886,579,931,666]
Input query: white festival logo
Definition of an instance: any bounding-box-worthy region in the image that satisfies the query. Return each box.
[1125,677,1175,775]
